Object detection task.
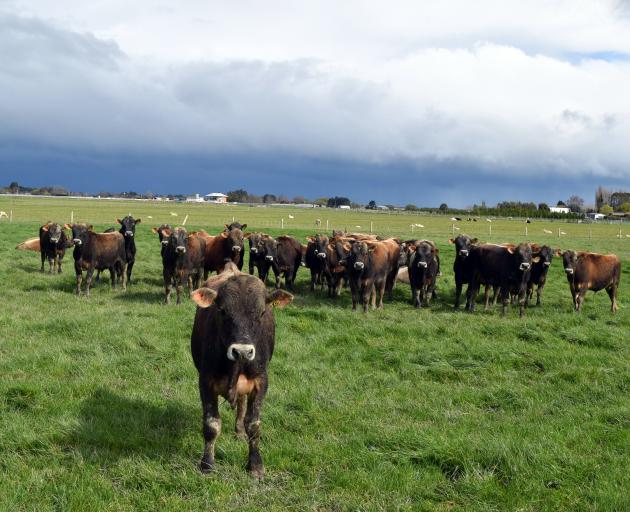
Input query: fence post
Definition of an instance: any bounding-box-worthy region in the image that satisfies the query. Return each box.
[281,218,284,229]
[71,211,74,223]
[525,225,528,237]
[489,223,492,236]
[370,221,373,233]
[558,227,560,238]
[326,219,329,230]
[452,224,455,236]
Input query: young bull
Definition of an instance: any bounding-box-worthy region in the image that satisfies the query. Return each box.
[66,223,127,296]
[449,235,478,308]
[198,228,246,276]
[527,244,554,306]
[39,222,69,273]
[162,227,206,305]
[345,240,391,312]
[116,215,141,283]
[558,250,621,313]
[190,263,293,478]
[304,234,329,292]
[260,235,302,291]
[406,240,440,308]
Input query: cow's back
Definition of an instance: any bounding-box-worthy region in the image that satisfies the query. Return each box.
[577,253,621,291]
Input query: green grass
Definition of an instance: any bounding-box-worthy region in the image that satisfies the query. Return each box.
[0,196,629,511]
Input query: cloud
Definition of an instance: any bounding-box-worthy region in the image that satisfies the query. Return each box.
[1,1,630,204]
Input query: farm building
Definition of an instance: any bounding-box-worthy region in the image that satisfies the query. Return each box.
[549,206,570,214]
[205,192,228,203]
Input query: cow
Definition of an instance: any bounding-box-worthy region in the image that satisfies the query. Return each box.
[65,223,127,296]
[406,240,440,307]
[448,235,478,308]
[465,243,535,317]
[259,235,302,290]
[115,215,141,283]
[190,262,293,478]
[558,250,621,312]
[39,222,68,273]
[344,240,392,312]
[161,227,206,305]
[304,234,329,292]
[526,244,553,306]
[246,232,265,277]
[198,228,246,276]
[323,238,348,298]
[151,224,173,253]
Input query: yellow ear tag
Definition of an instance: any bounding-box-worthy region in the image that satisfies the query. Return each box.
[272,300,280,307]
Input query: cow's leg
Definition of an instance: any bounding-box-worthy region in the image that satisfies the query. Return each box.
[483,285,491,310]
[466,282,478,312]
[235,394,247,439]
[85,267,95,297]
[535,283,544,306]
[40,250,45,272]
[164,269,172,304]
[75,268,83,296]
[500,287,509,316]
[454,280,463,308]
[57,254,63,274]
[576,286,587,312]
[176,273,184,305]
[126,260,134,284]
[426,280,436,306]
[245,376,268,478]
[309,269,316,291]
[518,287,527,318]
[606,285,618,313]
[120,262,127,291]
[198,375,220,473]
[376,280,385,309]
[48,256,54,273]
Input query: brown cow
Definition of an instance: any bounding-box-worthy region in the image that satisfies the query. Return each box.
[66,223,127,296]
[161,227,206,304]
[197,228,246,277]
[259,235,303,290]
[190,262,293,478]
[343,239,393,312]
[558,250,621,312]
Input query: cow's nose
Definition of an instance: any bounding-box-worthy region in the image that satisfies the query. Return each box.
[250,247,258,253]
[125,231,134,237]
[543,262,551,267]
[265,255,274,261]
[176,246,186,253]
[459,249,468,256]
[227,343,256,361]
[354,262,364,270]
[232,246,241,252]
[565,268,574,274]
[519,262,531,270]
[418,261,428,268]
[317,252,326,259]
[161,240,169,246]
[73,238,82,245]
[50,237,59,243]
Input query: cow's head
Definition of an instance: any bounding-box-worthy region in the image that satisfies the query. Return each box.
[348,241,371,271]
[117,215,141,239]
[412,241,435,269]
[64,223,92,247]
[191,263,293,362]
[308,234,329,260]
[43,222,64,244]
[559,250,578,275]
[449,235,478,259]
[535,245,554,268]
[221,227,245,256]
[506,242,534,272]
[225,222,247,232]
[260,236,278,262]
[246,232,263,256]
[168,227,188,254]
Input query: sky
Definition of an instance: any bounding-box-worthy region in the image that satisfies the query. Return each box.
[2,0,630,206]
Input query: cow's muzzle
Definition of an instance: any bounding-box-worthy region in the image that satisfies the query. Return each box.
[417,261,428,268]
[543,262,551,267]
[125,231,134,237]
[519,262,531,271]
[161,240,169,246]
[317,252,326,259]
[265,255,274,261]
[354,261,365,270]
[232,246,241,252]
[565,267,574,274]
[176,246,186,253]
[227,343,256,362]
[73,238,82,245]
[250,247,258,254]
[459,249,468,256]
[50,237,59,243]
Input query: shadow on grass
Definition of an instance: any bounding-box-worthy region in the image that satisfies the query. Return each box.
[112,290,166,304]
[59,388,196,461]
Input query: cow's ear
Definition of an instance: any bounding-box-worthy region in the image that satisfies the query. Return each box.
[554,249,562,257]
[220,231,229,239]
[532,256,540,263]
[135,218,141,224]
[151,227,158,233]
[41,225,49,232]
[162,228,171,237]
[267,289,294,308]
[306,236,315,242]
[448,238,454,244]
[87,224,94,231]
[471,238,478,244]
[244,232,252,239]
[240,224,247,230]
[191,287,218,308]
[342,242,352,252]
[506,246,515,254]
[116,218,122,225]
[408,244,417,252]
[64,223,72,230]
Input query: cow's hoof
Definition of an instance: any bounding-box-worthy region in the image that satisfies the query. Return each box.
[199,458,215,474]
[247,465,264,480]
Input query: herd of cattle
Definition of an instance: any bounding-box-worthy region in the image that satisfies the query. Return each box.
[17,216,623,477]
[26,216,621,315]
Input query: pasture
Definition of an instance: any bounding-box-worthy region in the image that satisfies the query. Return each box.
[0,196,629,511]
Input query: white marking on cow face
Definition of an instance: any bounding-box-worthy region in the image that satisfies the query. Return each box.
[250,247,258,254]
[125,231,134,237]
[519,262,531,271]
[565,268,574,274]
[227,343,256,361]
[161,240,169,246]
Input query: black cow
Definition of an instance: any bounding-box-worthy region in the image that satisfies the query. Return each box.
[66,223,127,296]
[162,227,206,305]
[116,215,141,283]
[465,243,535,317]
[448,235,478,308]
[39,222,68,273]
[344,240,392,312]
[527,244,553,306]
[304,234,329,292]
[406,240,439,308]
[190,263,293,478]
[260,236,302,290]
[246,233,274,282]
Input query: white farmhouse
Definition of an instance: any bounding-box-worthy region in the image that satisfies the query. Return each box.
[205,192,228,203]
[549,206,570,214]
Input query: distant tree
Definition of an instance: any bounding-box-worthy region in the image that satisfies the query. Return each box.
[566,195,584,213]
[404,204,419,211]
[620,202,630,213]
[248,194,262,203]
[538,203,550,212]
[556,200,567,207]
[366,200,377,210]
[313,197,328,207]
[439,203,448,211]
[145,190,155,199]
[595,186,611,211]
[600,204,613,215]
[277,194,290,204]
[263,193,277,204]
[9,181,19,193]
[610,192,630,210]
[350,202,361,209]
[50,186,69,196]
[227,189,249,203]
[327,196,351,208]
[293,195,306,204]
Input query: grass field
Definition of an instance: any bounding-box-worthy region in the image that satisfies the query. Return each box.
[0,196,629,511]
